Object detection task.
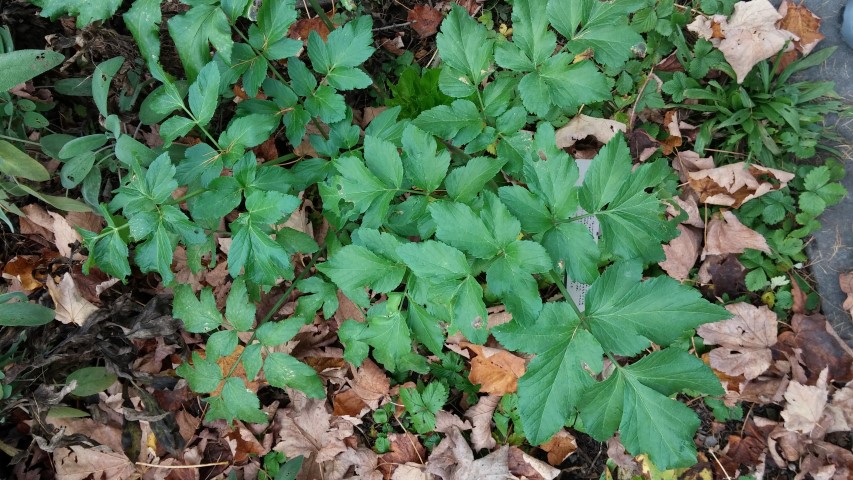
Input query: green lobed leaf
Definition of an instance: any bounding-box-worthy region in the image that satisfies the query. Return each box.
[493,302,603,444]
[401,124,450,193]
[188,61,220,126]
[579,349,724,470]
[317,245,406,299]
[256,317,304,346]
[429,201,499,259]
[397,241,470,281]
[264,352,325,398]
[584,261,731,357]
[400,383,448,433]
[208,377,267,424]
[168,4,233,81]
[435,5,494,97]
[445,156,505,204]
[32,0,121,27]
[495,0,555,70]
[177,352,223,394]
[225,277,256,331]
[173,285,223,333]
[414,99,484,145]
[546,0,643,68]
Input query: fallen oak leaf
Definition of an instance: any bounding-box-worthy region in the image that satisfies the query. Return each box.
[54,445,135,480]
[688,162,795,208]
[702,210,770,259]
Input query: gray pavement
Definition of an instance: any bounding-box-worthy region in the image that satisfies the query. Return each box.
[793,0,853,345]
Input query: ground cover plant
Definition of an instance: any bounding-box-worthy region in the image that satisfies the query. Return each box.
[0,0,851,478]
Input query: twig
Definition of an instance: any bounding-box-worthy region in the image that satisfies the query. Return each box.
[373,22,412,32]
[135,461,229,469]
[706,450,733,480]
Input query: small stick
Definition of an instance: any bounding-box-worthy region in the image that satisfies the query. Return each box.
[135,461,229,469]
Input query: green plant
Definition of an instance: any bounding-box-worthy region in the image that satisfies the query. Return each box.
[53,0,735,470]
[258,452,303,480]
[666,47,849,168]
[493,393,525,446]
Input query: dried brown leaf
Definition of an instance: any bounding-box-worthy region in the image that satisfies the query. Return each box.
[47,273,99,326]
[777,0,824,55]
[555,114,626,149]
[379,433,425,478]
[659,224,701,281]
[539,429,577,466]
[688,0,796,83]
[673,151,715,183]
[782,368,829,435]
[273,390,349,464]
[434,410,471,434]
[464,394,500,451]
[462,342,526,395]
[698,303,778,380]
[688,162,794,208]
[407,5,443,37]
[349,359,390,409]
[54,445,135,480]
[702,210,770,259]
[508,446,559,480]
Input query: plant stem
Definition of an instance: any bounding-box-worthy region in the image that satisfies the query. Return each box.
[306,0,335,31]
[221,249,325,381]
[0,134,40,146]
[549,269,585,320]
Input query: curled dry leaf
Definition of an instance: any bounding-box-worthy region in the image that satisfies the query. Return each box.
[777,0,824,55]
[461,342,526,395]
[666,194,704,228]
[673,151,715,183]
[434,410,472,434]
[464,394,500,450]
[688,162,795,208]
[555,114,626,149]
[407,5,443,38]
[48,273,99,326]
[698,303,778,381]
[425,427,513,480]
[688,0,796,83]
[777,313,853,384]
[539,429,577,466]
[508,446,560,480]
[702,210,770,259]
[659,224,702,281]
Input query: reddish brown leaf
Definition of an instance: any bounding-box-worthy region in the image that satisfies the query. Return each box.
[777,0,824,55]
[462,342,526,395]
[539,429,577,466]
[379,433,425,478]
[407,5,442,38]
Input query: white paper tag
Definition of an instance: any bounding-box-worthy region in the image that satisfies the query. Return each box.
[566,159,600,311]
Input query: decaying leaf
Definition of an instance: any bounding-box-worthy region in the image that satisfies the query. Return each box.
[47,273,99,326]
[673,151,715,183]
[702,211,770,259]
[435,410,472,434]
[2,255,45,291]
[688,162,794,208]
[54,445,135,480]
[555,114,626,149]
[539,429,577,466]
[508,446,560,480]
[698,303,778,380]
[408,5,443,37]
[379,432,426,478]
[424,427,513,480]
[688,0,796,83]
[349,358,390,409]
[273,390,350,464]
[776,313,853,384]
[659,224,702,281]
[782,368,829,435]
[464,395,500,451]
[461,342,526,395]
[777,0,824,55]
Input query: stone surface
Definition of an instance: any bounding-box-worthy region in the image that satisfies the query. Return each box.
[788,0,853,345]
